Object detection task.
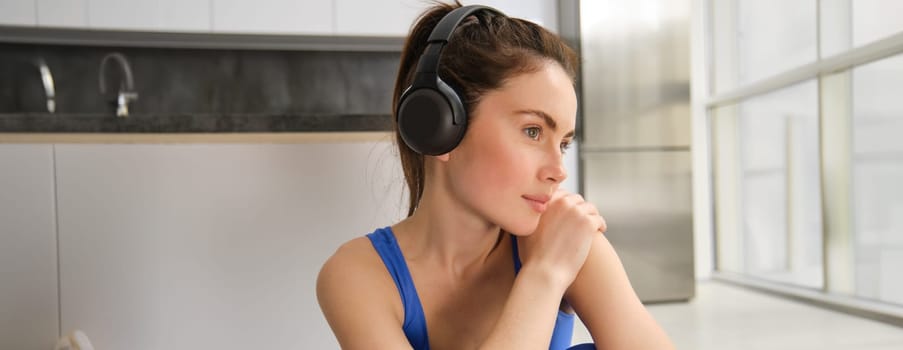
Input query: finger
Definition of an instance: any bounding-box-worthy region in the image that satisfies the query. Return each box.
[573,193,585,204]
[577,201,599,216]
[551,188,569,202]
[562,193,586,206]
[596,215,607,233]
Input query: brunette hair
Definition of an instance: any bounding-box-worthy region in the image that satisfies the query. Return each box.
[393,1,579,217]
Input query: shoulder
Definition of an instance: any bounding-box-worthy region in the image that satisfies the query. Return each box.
[317,235,398,313]
[321,235,381,273]
[316,234,407,345]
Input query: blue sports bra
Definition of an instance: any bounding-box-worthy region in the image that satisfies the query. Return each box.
[366,226,580,350]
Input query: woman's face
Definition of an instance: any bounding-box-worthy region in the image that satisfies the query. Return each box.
[443,61,577,236]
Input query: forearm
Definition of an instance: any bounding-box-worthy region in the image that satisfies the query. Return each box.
[567,234,676,350]
[478,264,569,350]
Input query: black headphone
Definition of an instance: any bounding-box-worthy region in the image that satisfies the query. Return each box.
[396,5,502,156]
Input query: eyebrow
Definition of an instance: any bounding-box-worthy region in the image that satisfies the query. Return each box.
[518,109,576,139]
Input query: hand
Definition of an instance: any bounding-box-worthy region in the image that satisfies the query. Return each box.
[518,189,607,290]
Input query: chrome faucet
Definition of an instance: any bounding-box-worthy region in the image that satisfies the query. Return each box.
[98,52,138,117]
[36,58,56,113]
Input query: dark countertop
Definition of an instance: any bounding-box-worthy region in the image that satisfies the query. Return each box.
[0,113,394,133]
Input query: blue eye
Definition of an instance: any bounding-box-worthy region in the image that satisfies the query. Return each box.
[524,127,541,140]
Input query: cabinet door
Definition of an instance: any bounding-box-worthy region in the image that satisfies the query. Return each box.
[212,0,333,34]
[55,143,404,350]
[477,0,558,32]
[335,0,422,36]
[37,0,87,27]
[0,145,59,350]
[0,0,36,25]
[334,0,558,36]
[88,0,209,32]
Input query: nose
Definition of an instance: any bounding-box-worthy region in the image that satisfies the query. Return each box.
[540,152,567,184]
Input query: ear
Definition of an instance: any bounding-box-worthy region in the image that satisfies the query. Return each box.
[434,152,450,162]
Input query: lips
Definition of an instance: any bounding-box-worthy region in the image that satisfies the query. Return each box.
[522,194,550,203]
[523,194,550,213]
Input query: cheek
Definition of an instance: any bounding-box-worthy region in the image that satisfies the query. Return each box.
[468,140,528,188]
[452,143,537,223]
[448,138,542,234]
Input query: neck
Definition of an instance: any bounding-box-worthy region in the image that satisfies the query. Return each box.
[395,182,506,281]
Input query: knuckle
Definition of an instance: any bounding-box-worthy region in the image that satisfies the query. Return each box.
[561,195,576,206]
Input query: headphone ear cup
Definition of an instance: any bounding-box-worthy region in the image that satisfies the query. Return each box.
[397,79,467,156]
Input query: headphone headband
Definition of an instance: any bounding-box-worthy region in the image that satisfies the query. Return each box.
[396,4,503,156]
[428,5,498,43]
[413,5,501,79]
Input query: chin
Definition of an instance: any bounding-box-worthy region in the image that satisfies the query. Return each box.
[500,217,540,236]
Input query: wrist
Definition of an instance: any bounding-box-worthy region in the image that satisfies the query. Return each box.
[517,263,571,296]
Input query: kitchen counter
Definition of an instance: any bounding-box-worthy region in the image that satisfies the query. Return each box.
[0,131,393,143]
[0,113,392,133]
[0,113,395,143]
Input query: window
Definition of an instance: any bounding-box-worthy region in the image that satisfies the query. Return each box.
[713,80,823,288]
[852,54,903,305]
[707,0,903,313]
[711,0,817,93]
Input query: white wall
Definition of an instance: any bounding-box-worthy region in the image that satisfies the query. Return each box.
[53,141,407,349]
[0,145,59,350]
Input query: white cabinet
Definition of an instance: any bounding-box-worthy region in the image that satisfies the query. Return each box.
[0,145,59,350]
[54,143,405,350]
[13,0,557,36]
[334,0,559,36]
[476,0,558,32]
[212,0,333,34]
[335,0,422,36]
[88,0,209,32]
[37,0,87,27]
[0,0,36,25]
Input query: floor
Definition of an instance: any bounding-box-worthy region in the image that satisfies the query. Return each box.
[571,281,903,349]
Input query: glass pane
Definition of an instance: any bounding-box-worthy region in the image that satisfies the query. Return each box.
[853,0,903,48]
[712,80,824,288]
[711,0,817,93]
[819,0,852,58]
[821,0,903,57]
[852,54,903,306]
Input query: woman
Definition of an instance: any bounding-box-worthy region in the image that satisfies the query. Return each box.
[317,2,675,349]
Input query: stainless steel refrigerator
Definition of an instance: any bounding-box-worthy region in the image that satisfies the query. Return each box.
[567,0,695,303]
